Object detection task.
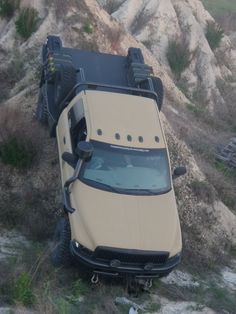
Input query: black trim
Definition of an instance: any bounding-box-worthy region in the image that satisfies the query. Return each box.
[94,246,169,264]
[70,241,181,278]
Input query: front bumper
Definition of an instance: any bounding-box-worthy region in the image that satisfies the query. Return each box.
[70,240,181,278]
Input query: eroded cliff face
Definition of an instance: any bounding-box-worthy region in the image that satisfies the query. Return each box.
[0,0,235,266]
[99,0,236,113]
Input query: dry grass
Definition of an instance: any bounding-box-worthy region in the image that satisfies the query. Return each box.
[0,106,43,169]
[106,25,125,52]
[215,78,236,131]
[0,53,25,101]
[201,161,236,212]
[189,180,216,204]
[0,106,59,240]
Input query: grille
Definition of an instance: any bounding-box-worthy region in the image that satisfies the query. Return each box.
[94,247,169,265]
[79,245,93,258]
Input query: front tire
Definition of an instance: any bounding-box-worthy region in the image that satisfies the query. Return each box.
[51,217,72,267]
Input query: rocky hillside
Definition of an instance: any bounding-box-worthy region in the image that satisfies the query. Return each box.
[0,0,236,313]
[100,0,236,111]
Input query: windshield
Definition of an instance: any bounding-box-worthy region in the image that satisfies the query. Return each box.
[79,141,171,195]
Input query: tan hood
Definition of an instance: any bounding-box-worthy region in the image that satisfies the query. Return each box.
[70,181,182,257]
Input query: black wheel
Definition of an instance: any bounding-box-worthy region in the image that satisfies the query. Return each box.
[36,86,48,125]
[53,63,76,111]
[151,77,164,111]
[127,47,145,64]
[51,217,72,267]
[46,35,62,53]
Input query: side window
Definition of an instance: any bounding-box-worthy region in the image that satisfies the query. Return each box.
[77,117,87,142]
[68,100,87,151]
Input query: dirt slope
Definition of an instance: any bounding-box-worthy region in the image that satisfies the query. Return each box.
[100,0,236,113]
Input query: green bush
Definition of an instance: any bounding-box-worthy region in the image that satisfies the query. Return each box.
[13,272,35,306]
[82,21,93,34]
[205,22,224,50]
[214,161,236,179]
[0,0,19,18]
[15,7,39,39]
[0,137,35,169]
[167,39,191,78]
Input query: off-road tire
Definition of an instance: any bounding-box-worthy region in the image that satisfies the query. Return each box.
[51,217,72,267]
[151,77,164,111]
[36,87,48,125]
[53,63,76,111]
[127,47,145,64]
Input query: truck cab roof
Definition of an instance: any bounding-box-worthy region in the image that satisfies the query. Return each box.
[83,90,165,148]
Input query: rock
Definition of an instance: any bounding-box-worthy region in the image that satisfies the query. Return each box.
[221,267,236,291]
[156,299,216,314]
[161,270,200,288]
[129,307,138,314]
[115,297,145,311]
[0,229,30,261]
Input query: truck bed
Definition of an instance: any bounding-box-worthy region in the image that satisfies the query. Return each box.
[62,48,129,87]
[41,36,159,132]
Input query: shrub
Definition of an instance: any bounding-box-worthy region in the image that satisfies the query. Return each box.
[0,0,19,18]
[167,38,191,78]
[0,137,35,169]
[205,22,224,50]
[190,180,216,204]
[13,272,35,306]
[15,7,39,39]
[82,21,93,34]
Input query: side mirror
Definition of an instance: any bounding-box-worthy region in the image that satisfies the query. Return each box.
[75,141,94,160]
[62,152,77,168]
[173,166,187,179]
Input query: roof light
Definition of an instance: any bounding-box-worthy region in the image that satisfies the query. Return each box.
[127,135,132,142]
[115,133,120,140]
[155,136,160,143]
[138,136,143,143]
[97,129,102,135]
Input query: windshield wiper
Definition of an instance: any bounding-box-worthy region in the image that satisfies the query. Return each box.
[123,188,158,195]
[121,188,170,195]
[84,178,123,193]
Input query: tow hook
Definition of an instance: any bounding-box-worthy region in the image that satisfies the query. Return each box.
[144,279,152,289]
[91,273,99,284]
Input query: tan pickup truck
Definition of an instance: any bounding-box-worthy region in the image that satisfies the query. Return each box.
[36,36,186,281]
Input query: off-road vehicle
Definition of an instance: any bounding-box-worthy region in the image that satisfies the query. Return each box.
[36,35,186,281]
